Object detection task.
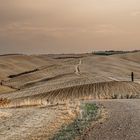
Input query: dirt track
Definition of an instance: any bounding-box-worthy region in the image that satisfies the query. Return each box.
[84,99,140,140]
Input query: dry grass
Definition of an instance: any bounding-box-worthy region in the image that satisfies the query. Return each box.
[0,98,11,107]
[1,81,140,109]
[0,85,15,94]
[0,111,12,119]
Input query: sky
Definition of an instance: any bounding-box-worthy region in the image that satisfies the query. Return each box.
[0,0,140,54]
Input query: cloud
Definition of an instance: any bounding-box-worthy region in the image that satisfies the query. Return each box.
[0,0,140,54]
[93,24,126,35]
[131,11,140,16]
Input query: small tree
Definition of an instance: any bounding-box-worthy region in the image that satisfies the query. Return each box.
[131,72,134,82]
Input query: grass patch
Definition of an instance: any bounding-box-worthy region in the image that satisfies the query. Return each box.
[52,103,99,140]
[0,98,11,107]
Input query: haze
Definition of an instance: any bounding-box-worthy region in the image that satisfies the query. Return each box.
[0,0,140,54]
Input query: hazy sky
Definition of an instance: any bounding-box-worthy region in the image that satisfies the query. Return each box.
[0,0,140,54]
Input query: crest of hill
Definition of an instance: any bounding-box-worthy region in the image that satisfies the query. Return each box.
[0,54,56,80]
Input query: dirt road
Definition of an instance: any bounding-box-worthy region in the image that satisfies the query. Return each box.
[85,99,140,140]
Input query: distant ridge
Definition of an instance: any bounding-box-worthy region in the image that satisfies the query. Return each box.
[93,50,140,56]
[0,50,140,56]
